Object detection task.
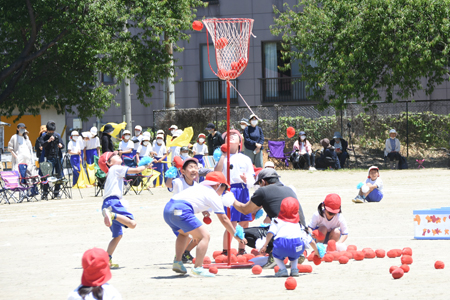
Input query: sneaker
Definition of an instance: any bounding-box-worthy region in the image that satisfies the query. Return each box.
[182,251,194,264]
[262,253,277,269]
[352,195,364,203]
[102,208,113,227]
[309,166,316,171]
[290,268,299,277]
[238,249,247,256]
[298,256,306,265]
[172,260,187,274]
[190,267,215,277]
[275,268,289,277]
[109,259,119,269]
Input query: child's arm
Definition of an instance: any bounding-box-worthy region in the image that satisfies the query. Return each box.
[165,177,173,189]
[127,165,151,174]
[260,232,274,254]
[309,240,320,257]
[338,234,348,243]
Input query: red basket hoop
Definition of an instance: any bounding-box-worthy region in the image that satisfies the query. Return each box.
[203,18,254,81]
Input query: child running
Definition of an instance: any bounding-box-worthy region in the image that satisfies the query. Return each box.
[98,151,152,268]
[261,197,320,277]
[353,166,384,203]
[308,193,348,244]
[163,171,246,277]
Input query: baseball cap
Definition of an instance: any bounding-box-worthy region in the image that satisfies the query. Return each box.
[98,152,116,173]
[323,193,341,214]
[198,133,206,139]
[173,156,184,169]
[298,131,305,136]
[255,168,280,184]
[182,157,199,169]
[367,166,379,178]
[205,123,215,130]
[264,161,275,168]
[90,127,98,136]
[180,146,189,152]
[278,197,300,224]
[169,125,178,130]
[71,131,79,136]
[123,130,131,136]
[201,171,230,189]
[17,123,26,128]
[157,129,165,135]
[81,248,112,287]
[135,125,142,131]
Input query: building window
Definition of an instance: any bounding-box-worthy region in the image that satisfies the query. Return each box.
[198,44,238,105]
[102,73,114,84]
[260,42,312,102]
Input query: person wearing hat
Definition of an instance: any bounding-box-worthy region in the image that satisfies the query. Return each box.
[315,138,340,170]
[8,122,34,172]
[68,131,84,186]
[101,124,115,153]
[168,124,178,136]
[152,134,168,187]
[67,247,121,300]
[330,131,349,168]
[353,166,384,203]
[34,125,47,162]
[153,130,165,148]
[384,129,401,169]
[231,168,307,268]
[308,193,348,244]
[135,134,153,165]
[192,133,208,167]
[163,171,247,277]
[131,125,144,156]
[118,130,134,159]
[292,131,316,170]
[98,151,152,268]
[84,127,101,165]
[39,120,65,199]
[243,114,264,168]
[205,123,224,155]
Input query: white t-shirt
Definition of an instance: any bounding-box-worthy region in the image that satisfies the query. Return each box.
[153,139,165,148]
[68,139,82,155]
[168,177,197,195]
[193,143,208,155]
[366,177,384,195]
[86,137,100,150]
[133,135,144,151]
[137,144,153,157]
[118,140,134,152]
[269,218,313,246]
[153,143,166,158]
[172,185,225,214]
[67,283,122,300]
[218,153,255,187]
[308,211,348,235]
[103,165,128,200]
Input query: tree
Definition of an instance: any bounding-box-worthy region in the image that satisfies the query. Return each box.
[271,0,450,109]
[0,0,205,120]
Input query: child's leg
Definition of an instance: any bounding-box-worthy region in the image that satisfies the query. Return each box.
[185,238,198,252]
[188,225,210,268]
[290,259,298,270]
[274,257,287,270]
[175,231,191,262]
[328,228,341,242]
[107,235,122,256]
[114,214,136,229]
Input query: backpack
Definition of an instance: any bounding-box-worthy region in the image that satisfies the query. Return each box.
[398,156,408,169]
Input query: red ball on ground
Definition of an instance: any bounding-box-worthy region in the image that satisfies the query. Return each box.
[286,127,296,138]
[230,254,238,263]
[400,264,410,273]
[274,265,280,273]
[298,265,312,273]
[402,247,412,256]
[237,255,247,263]
[323,254,334,262]
[244,254,255,261]
[389,266,397,274]
[339,256,349,264]
[365,250,376,259]
[215,37,228,50]
[252,265,262,275]
[354,251,365,261]
[213,251,222,259]
[332,252,341,261]
[251,249,260,256]
[435,261,445,269]
[313,255,322,265]
[230,249,238,256]
[327,240,337,252]
[203,216,212,224]
[387,250,397,258]
[348,250,356,258]
[342,251,353,259]
[192,20,203,31]
[392,268,404,279]
[209,266,218,274]
[203,256,211,264]
[215,255,226,263]
[375,249,386,258]
[347,245,357,251]
[362,248,373,254]
[285,277,297,290]
[401,255,413,265]
[395,249,402,257]
[307,252,315,262]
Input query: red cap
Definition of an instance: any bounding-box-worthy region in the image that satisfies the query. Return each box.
[98,152,116,174]
[277,197,300,223]
[200,171,230,189]
[173,156,184,169]
[81,248,112,287]
[323,193,341,214]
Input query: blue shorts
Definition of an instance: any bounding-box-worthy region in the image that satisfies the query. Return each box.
[366,189,383,202]
[102,196,134,238]
[272,237,304,261]
[229,183,252,222]
[164,199,202,236]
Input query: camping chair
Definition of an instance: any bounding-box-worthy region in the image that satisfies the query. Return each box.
[122,156,143,195]
[0,171,31,204]
[267,141,292,167]
[18,163,41,202]
[39,162,55,200]
[93,155,106,197]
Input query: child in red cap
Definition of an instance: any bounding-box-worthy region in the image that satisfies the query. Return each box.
[260,197,320,277]
[308,193,348,244]
[98,151,152,268]
[67,247,121,300]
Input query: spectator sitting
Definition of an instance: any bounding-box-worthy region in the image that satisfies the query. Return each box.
[384,129,401,169]
[315,138,340,170]
[330,131,349,168]
[292,131,316,170]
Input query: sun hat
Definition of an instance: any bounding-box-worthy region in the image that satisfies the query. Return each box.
[255,168,280,184]
[264,161,275,168]
[389,129,397,134]
[39,125,47,135]
[321,138,330,148]
[278,197,300,224]
[333,131,342,139]
[102,124,114,134]
[200,171,230,189]
[367,166,379,178]
[249,113,261,121]
[81,132,91,139]
[198,133,206,139]
[123,130,131,136]
[142,131,151,138]
[168,125,178,131]
[81,248,112,287]
[90,127,98,136]
[323,193,341,214]
[98,152,116,173]
[239,118,249,126]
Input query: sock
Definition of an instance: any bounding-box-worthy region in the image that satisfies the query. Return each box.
[112,212,117,220]
[290,260,298,270]
[274,257,286,270]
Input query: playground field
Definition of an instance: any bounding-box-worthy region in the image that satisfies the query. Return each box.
[1,168,448,299]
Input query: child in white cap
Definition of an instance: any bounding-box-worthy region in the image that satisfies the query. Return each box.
[152,134,168,187]
[118,130,134,159]
[85,127,100,165]
[131,125,144,156]
[68,131,83,186]
[353,166,384,203]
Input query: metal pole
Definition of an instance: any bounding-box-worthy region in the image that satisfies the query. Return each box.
[121,78,132,131]
[226,80,231,266]
[406,101,409,158]
[164,32,175,110]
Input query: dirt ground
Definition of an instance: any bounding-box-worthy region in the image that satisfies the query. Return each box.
[1,168,449,299]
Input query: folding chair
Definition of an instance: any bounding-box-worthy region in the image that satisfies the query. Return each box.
[267,141,292,167]
[0,171,30,204]
[39,162,54,200]
[18,163,41,202]
[93,155,106,197]
[122,156,142,195]
[57,155,72,199]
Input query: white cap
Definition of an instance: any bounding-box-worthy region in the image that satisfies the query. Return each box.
[173,129,183,137]
[264,161,275,168]
[90,127,98,135]
[169,125,178,130]
[157,129,165,135]
[142,135,151,141]
[71,131,79,136]
[156,134,164,140]
[123,130,131,135]
[143,131,151,137]
[389,129,397,134]
[249,114,262,121]
[135,125,142,131]
[81,132,91,138]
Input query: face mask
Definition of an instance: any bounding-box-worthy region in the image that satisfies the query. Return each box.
[208,130,214,134]
[124,135,130,140]
[199,138,205,143]
[181,153,189,158]
[240,125,246,130]
[19,129,26,134]
[157,140,162,145]
[143,141,149,146]
[300,135,306,140]
[251,120,258,126]
[135,131,141,136]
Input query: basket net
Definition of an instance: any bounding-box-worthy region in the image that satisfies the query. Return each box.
[203,18,254,81]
